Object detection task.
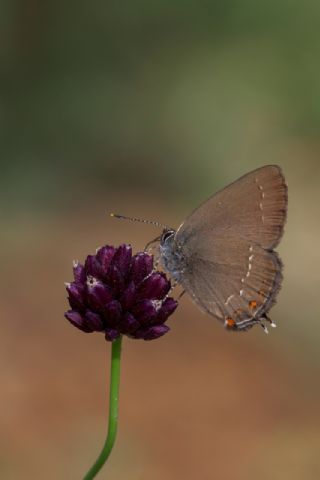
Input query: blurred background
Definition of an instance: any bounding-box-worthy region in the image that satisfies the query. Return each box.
[1,1,320,479]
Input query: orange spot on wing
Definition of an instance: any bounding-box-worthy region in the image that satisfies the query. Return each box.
[249,300,257,309]
[225,318,236,328]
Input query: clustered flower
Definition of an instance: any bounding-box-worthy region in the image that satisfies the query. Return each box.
[65,244,178,341]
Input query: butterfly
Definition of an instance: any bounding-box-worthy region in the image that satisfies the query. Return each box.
[158,165,287,332]
[112,165,288,332]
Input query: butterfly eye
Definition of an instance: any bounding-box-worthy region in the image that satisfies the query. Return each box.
[161,229,175,243]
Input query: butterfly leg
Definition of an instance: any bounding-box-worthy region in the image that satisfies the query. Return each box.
[152,257,159,269]
[144,235,161,252]
[143,237,162,272]
[163,280,179,300]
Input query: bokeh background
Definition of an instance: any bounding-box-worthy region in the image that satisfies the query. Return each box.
[1,2,320,479]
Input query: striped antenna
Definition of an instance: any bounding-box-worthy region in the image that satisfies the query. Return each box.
[110,213,168,229]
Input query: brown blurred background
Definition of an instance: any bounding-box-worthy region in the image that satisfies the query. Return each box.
[1,1,320,479]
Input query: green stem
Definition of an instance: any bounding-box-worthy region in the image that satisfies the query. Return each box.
[83,336,123,480]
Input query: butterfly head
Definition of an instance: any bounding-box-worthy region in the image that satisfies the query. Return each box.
[160,228,176,246]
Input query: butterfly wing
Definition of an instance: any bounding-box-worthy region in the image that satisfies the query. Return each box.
[176,165,287,250]
[175,165,287,329]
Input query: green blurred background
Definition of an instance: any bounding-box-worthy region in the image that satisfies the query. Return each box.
[1,1,320,479]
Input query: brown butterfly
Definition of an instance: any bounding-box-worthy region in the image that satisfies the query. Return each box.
[158,165,287,332]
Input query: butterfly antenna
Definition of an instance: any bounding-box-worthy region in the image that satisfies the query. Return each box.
[110,213,168,229]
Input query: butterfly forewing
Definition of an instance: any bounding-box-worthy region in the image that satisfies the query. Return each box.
[176,165,287,251]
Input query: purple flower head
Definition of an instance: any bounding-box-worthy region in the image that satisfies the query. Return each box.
[65,245,178,341]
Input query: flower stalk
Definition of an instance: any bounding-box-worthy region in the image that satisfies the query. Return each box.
[65,243,178,477]
[83,335,123,480]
